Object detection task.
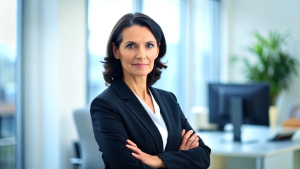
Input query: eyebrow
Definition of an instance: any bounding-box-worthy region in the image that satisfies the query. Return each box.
[124,40,156,44]
[147,41,156,44]
[124,41,136,45]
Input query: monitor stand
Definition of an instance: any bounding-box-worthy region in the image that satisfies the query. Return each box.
[230,98,242,142]
[227,98,257,143]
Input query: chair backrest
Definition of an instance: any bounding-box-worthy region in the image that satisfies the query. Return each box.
[73,107,105,169]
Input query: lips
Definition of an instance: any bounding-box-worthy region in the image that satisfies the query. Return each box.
[133,63,148,65]
[133,63,148,67]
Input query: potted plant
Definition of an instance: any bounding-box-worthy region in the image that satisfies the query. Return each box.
[240,31,299,105]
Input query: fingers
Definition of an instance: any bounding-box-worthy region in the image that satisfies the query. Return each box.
[131,151,165,169]
[185,132,198,149]
[179,130,193,150]
[181,129,185,137]
[179,129,186,150]
[126,139,164,168]
[190,136,199,149]
[126,144,139,152]
[131,152,141,160]
[179,130,200,150]
[180,130,193,149]
[126,139,141,154]
[126,139,137,147]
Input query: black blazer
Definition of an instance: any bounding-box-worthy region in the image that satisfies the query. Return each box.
[90,78,211,169]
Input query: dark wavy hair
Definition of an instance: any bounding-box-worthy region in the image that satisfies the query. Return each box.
[102,12,167,86]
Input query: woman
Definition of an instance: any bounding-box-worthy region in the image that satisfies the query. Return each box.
[90,12,210,169]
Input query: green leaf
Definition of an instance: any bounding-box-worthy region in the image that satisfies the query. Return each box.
[238,30,298,104]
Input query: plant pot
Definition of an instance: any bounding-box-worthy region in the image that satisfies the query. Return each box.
[269,105,279,128]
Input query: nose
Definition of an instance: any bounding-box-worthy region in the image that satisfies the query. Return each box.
[136,46,146,59]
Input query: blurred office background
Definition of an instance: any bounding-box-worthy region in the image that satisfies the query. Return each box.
[0,0,299,169]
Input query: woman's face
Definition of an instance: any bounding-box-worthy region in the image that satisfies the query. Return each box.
[113,25,159,80]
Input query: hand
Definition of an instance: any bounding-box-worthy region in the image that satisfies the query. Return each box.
[179,129,199,150]
[126,139,166,169]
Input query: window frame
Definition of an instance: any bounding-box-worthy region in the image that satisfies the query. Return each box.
[16,0,23,168]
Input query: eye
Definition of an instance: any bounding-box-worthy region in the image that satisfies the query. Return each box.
[126,43,135,49]
[146,43,154,48]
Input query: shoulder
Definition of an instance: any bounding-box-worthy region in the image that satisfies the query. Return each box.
[90,86,119,110]
[150,87,178,102]
[92,86,114,100]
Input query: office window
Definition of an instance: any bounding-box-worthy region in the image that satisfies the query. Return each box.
[87,0,220,114]
[191,0,221,107]
[0,0,21,168]
[87,0,133,102]
[141,0,188,111]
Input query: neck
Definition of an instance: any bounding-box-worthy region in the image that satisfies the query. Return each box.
[122,74,149,100]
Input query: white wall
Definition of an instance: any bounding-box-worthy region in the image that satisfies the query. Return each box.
[221,0,300,125]
[23,0,86,169]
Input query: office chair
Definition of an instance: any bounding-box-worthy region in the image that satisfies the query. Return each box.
[71,108,105,169]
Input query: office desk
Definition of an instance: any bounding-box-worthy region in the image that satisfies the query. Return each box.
[198,125,300,169]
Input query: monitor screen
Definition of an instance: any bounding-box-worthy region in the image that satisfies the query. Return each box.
[208,83,270,131]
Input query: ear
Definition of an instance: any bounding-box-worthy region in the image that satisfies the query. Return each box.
[112,43,120,59]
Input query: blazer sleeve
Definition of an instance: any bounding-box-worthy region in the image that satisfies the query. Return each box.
[156,93,211,169]
[90,97,152,169]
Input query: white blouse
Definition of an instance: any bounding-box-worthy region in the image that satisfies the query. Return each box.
[134,90,169,151]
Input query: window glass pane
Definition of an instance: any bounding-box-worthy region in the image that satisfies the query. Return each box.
[192,0,220,107]
[142,0,187,110]
[0,0,17,168]
[87,0,133,103]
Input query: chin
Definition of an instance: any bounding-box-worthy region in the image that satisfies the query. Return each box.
[132,71,151,77]
[134,74,149,77]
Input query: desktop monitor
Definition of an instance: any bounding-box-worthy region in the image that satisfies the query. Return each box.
[208,83,270,142]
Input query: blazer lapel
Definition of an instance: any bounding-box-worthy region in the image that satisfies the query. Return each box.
[149,87,176,151]
[111,78,164,154]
